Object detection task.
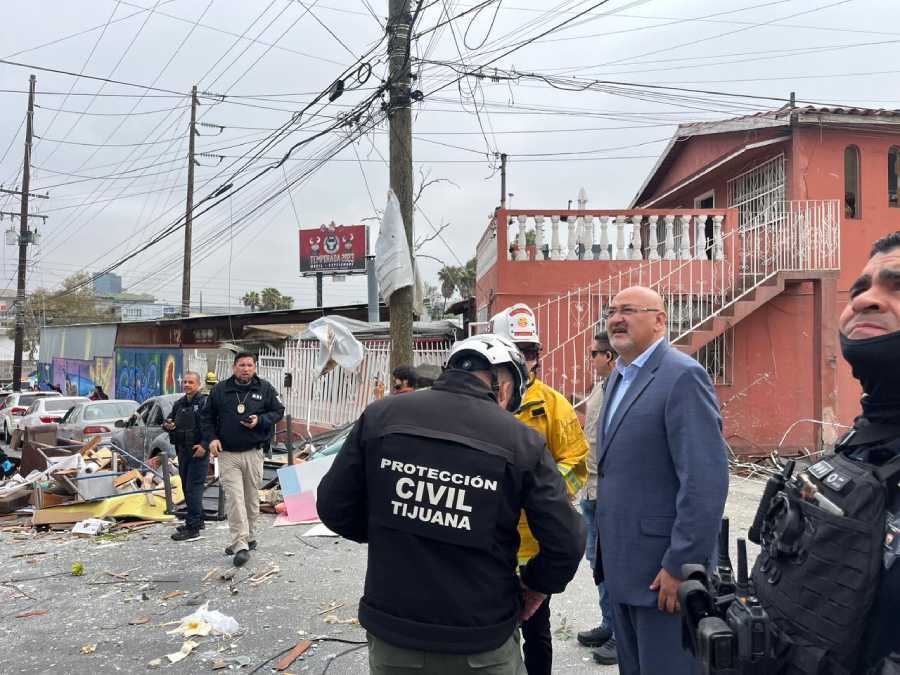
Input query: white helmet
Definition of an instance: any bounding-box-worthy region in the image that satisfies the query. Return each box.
[490,303,541,347]
[445,334,529,412]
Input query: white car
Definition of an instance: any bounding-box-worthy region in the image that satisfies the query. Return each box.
[58,399,139,443]
[18,396,87,433]
[0,391,62,441]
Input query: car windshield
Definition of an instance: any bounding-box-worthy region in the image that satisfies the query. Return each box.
[19,394,41,407]
[45,398,85,411]
[84,401,137,421]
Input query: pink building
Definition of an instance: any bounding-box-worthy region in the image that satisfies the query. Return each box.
[475,105,900,455]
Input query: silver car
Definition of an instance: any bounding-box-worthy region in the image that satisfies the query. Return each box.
[110,394,180,465]
[58,399,139,443]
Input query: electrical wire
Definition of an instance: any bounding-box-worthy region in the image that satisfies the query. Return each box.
[34,103,191,117]
[463,0,502,51]
[292,0,360,59]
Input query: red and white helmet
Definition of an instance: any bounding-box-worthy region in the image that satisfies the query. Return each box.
[490,303,541,348]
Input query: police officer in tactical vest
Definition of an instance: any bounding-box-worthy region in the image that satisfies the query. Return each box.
[749,231,900,674]
[165,371,208,542]
[317,335,586,674]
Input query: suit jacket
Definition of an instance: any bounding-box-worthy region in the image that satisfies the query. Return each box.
[593,340,728,607]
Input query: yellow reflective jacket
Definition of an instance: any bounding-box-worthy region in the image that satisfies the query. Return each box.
[516,377,589,563]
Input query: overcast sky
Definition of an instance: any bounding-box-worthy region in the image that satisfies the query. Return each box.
[0,0,897,311]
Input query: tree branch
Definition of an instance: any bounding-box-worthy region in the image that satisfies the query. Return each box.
[413,167,459,207]
[415,220,452,251]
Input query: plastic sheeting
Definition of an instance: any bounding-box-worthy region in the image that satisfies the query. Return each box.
[375,190,414,301]
[300,317,365,377]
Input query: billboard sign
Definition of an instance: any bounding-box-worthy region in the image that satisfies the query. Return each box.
[299,223,367,275]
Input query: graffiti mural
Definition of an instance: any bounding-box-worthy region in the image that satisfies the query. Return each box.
[52,358,93,396]
[90,357,115,395]
[45,357,115,396]
[37,362,52,391]
[115,349,183,402]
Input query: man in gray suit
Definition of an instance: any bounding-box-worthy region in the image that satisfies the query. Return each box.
[593,286,729,675]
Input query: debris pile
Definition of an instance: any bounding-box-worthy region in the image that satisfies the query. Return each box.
[0,435,182,533]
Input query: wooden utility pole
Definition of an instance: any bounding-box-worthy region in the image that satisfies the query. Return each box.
[499,153,507,209]
[12,75,36,392]
[388,0,414,371]
[181,84,198,318]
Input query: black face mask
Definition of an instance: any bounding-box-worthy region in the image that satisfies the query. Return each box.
[840,330,900,424]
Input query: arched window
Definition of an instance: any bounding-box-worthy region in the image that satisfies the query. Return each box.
[889,146,900,208]
[844,145,861,219]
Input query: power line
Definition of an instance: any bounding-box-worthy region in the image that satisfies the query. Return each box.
[291,0,360,59]
[34,103,191,116]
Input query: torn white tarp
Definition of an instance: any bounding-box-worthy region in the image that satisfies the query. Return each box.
[375,190,414,301]
[413,256,425,317]
[301,316,365,377]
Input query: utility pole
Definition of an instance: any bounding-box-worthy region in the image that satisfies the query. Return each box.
[181,84,198,318]
[388,0,414,371]
[316,272,323,309]
[11,75,37,393]
[366,225,379,322]
[499,153,507,209]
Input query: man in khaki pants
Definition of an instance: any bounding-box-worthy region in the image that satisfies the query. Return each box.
[201,352,284,567]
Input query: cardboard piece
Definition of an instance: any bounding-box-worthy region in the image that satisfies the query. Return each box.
[283,491,318,523]
[33,508,95,525]
[0,490,33,515]
[71,518,112,536]
[277,455,335,496]
[303,523,337,537]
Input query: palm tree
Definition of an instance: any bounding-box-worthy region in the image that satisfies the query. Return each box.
[241,291,260,312]
[437,266,458,302]
[456,258,477,299]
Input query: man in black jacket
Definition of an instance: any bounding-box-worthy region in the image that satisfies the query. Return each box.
[318,335,586,674]
[164,371,208,542]
[200,352,284,567]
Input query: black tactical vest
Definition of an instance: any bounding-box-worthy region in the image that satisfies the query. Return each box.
[170,396,204,448]
[752,434,900,675]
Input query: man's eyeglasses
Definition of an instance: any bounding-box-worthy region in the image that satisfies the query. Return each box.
[603,305,663,319]
[591,349,612,358]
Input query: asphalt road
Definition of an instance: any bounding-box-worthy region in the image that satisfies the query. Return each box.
[0,477,764,674]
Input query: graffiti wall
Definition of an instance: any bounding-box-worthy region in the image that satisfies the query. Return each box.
[115,349,182,402]
[50,357,115,396]
[37,362,52,390]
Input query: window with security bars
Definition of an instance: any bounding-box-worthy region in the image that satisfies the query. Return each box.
[727,154,786,231]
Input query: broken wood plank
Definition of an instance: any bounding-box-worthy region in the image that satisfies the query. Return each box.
[114,469,142,488]
[275,640,312,671]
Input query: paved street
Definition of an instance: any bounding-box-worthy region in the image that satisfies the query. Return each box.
[0,477,763,674]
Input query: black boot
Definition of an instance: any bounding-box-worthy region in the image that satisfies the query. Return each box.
[577,625,612,648]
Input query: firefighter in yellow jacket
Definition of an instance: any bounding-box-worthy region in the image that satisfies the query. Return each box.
[491,303,588,675]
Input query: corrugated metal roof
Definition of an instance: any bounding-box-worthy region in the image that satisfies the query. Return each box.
[38,324,117,363]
